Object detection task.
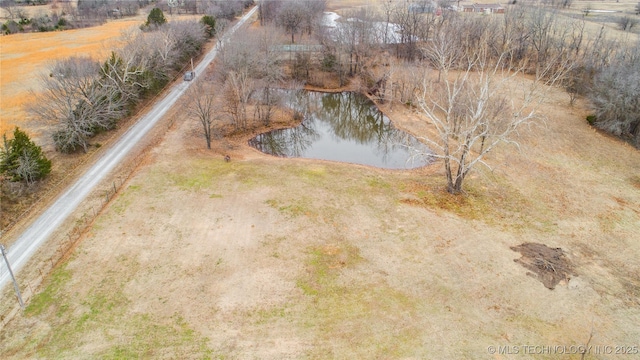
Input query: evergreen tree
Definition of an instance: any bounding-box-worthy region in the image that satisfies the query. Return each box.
[146,8,166,28]
[0,127,52,185]
[201,15,216,38]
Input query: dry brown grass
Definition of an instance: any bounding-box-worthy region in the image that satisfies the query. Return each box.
[0,67,638,359]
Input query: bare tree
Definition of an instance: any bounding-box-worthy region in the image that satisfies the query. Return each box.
[389,60,425,107]
[223,70,253,130]
[422,28,461,83]
[16,150,40,186]
[278,1,304,43]
[31,57,128,153]
[415,35,570,194]
[218,26,285,128]
[258,0,282,25]
[219,28,258,129]
[252,26,285,125]
[100,49,148,107]
[299,0,326,36]
[0,0,18,20]
[214,18,230,48]
[187,79,218,149]
[617,16,639,32]
[210,0,245,20]
[165,20,207,67]
[391,0,433,60]
[381,0,395,45]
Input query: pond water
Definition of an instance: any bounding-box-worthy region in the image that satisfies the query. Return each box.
[248,91,433,169]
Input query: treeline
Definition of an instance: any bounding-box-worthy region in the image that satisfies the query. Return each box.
[29,9,211,153]
[257,3,639,147]
[1,1,255,35]
[154,0,254,19]
[257,0,326,43]
[1,0,153,34]
[185,0,327,138]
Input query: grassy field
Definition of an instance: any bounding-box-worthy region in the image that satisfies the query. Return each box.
[1,73,638,358]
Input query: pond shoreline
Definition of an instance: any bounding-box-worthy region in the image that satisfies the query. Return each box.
[246,89,434,170]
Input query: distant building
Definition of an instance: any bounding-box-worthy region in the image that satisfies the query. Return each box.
[462,3,505,14]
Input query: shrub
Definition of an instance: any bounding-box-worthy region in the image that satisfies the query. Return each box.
[586,115,597,125]
[618,16,639,32]
[2,20,21,34]
[588,58,640,147]
[0,128,52,185]
[201,15,216,38]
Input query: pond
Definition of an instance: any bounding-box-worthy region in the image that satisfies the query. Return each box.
[248,91,433,170]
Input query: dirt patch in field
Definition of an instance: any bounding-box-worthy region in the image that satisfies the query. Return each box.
[511,243,575,290]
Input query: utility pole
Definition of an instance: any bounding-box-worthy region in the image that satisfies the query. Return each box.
[1,244,25,309]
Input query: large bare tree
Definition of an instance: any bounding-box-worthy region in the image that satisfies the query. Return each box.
[277,1,305,44]
[31,57,129,153]
[252,26,285,125]
[417,26,571,194]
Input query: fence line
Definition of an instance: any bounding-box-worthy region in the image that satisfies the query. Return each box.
[0,117,175,328]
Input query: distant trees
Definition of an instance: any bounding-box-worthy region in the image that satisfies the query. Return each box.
[32,17,209,153]
[0,128,51,185]
[218,26,284,129]
[202,0,252,20]
[258,0,325,43]
[1,0,147,35]
[390,0,435,60]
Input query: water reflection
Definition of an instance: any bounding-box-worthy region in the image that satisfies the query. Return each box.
[248,91,433,169]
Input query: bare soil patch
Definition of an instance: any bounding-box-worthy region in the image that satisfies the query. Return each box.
[511,242,575,290]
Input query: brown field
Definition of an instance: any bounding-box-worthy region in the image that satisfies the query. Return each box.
[0,18,144,139]
[1,3,640,359]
